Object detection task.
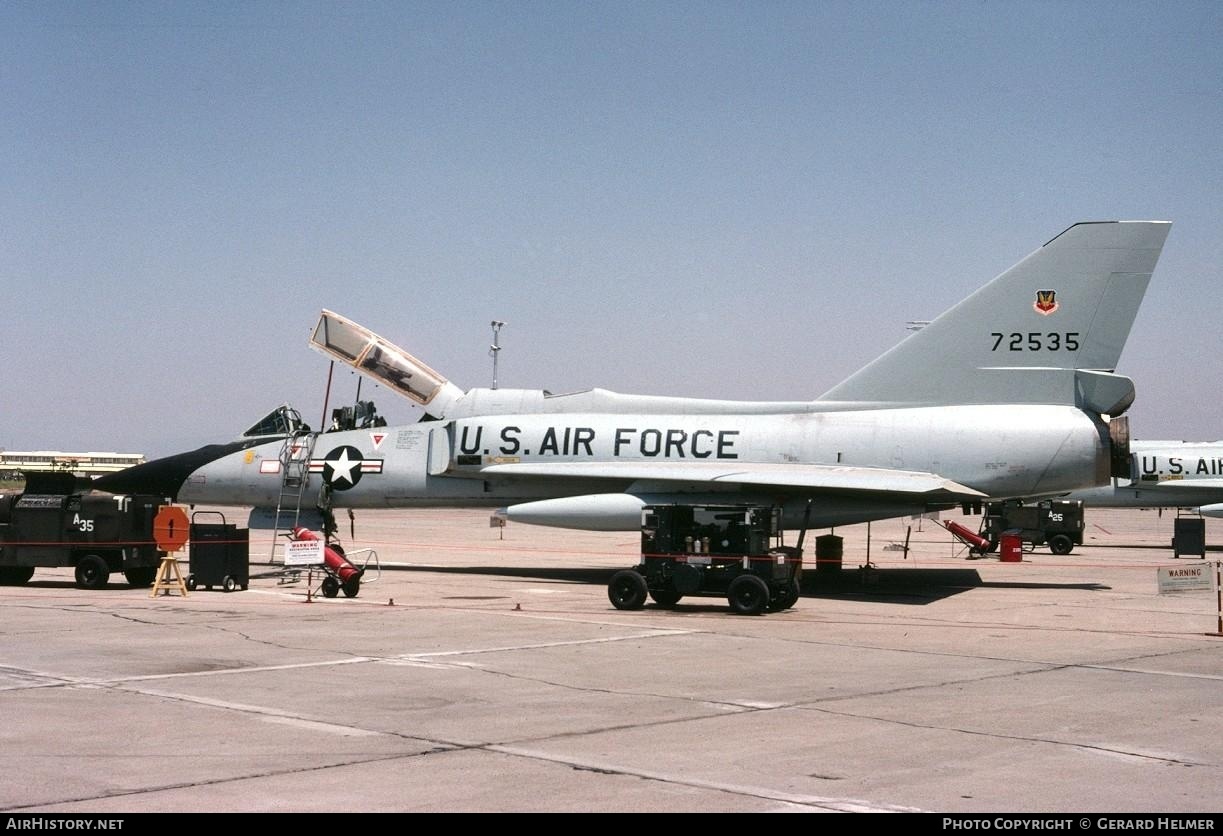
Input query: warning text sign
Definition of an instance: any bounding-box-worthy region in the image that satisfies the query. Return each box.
[1157,564,1212,594]
[285,539,324,567]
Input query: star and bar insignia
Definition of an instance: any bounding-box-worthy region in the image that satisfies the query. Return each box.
[308,445,384,490]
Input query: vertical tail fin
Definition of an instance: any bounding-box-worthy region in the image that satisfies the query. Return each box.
[817,221,1171,411]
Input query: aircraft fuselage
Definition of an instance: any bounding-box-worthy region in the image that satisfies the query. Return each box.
[175,402,1107,529]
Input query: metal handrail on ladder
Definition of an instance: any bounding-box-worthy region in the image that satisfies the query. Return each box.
[265,429,320,565]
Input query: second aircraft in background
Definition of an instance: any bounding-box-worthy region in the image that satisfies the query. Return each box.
[1068,440,1223,518]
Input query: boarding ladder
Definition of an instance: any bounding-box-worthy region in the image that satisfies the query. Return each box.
[265,429,321,565]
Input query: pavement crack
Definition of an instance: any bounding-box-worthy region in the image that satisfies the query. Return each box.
[804,663,1062,705]
[173,619,383,660]
[796,703,1212,767]
[485,745,917,812]
[0,749,460,812]
[664,619,1216,677]
[100,681,457,748]
[102,611,164,626]
[400,651,771,717]
[4,601,170,622]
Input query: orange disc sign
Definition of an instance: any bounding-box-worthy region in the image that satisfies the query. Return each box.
[153,506,190,552]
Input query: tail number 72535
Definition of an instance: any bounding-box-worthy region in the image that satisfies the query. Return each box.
[991,332,1080,351]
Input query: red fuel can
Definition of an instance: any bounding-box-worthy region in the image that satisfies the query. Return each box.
[999,533,1023,563]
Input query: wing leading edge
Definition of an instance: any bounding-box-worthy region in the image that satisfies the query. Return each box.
[477,460,985,499]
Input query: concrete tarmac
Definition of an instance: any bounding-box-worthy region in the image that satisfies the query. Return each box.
[0,507,1220,813]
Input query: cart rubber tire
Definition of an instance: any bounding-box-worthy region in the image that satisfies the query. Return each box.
[186,575,198,591]
[74,555,110,590]
[770,580,801,612]
[321,576,340,598]
[728,574,770,615]
[649,587,682,607]
[0,566,35,585]
[608,569,648,610]
[1048,534,1074,555]
[124,567,157,588]
[342,579,360,598]
[222,575,238,593]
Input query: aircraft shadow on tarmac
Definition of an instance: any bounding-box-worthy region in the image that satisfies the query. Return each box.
[800,568,1109,605]
[382,565,1110,606]
[8,569,1109,606]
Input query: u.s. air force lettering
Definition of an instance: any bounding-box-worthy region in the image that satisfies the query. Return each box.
[308,446,384,489]
[457,425,741,459]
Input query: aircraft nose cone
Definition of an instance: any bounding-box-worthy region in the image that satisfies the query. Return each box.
[93,441,256,499]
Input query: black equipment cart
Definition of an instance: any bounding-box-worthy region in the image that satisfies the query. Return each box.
[608,503,802,615]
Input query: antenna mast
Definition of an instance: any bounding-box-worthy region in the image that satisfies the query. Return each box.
[490,320,505,390]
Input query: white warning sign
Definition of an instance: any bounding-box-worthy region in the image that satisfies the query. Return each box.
[1157,564,1212,594]
[285,539,325,567]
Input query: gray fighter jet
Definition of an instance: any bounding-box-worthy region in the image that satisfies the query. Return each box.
[97,221,1171,535]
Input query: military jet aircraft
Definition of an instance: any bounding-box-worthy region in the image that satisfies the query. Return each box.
[1067,440,1223,518]
[97,221,1171,538]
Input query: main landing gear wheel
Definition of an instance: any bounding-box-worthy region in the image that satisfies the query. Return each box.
[727,574,770,615]
[74,555,110,590]
[320,576,341,598]
[608,569,648,610]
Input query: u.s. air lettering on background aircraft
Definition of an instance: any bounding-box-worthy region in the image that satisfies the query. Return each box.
[97,221,1172,534]
[1138,455,1223,476]
[1066,440,1223,518]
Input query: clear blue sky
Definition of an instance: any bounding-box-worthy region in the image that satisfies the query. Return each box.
[3,1,1220,456]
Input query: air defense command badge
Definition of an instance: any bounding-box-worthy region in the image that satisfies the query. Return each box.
[1034,289,1059,315]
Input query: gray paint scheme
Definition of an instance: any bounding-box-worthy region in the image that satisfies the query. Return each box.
[154,221,1172,532]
